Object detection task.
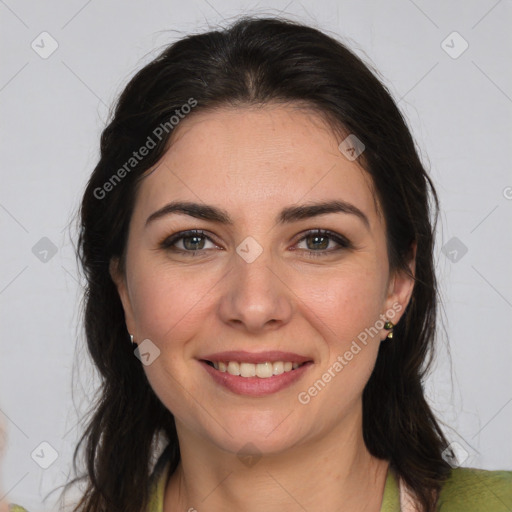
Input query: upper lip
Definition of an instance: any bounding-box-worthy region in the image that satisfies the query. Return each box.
[199,350,313,364]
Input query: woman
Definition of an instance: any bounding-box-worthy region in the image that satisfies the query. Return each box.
[13,16,510,512]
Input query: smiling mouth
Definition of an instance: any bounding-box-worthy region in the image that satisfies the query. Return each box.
[202,360,310,379]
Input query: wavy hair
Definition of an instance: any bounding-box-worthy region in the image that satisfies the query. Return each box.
[73,16,451,512]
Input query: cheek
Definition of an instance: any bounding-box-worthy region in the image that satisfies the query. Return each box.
[293,265,386,401]
[126,262,218,421]
[299,263,387,344]
[127,259,221,345]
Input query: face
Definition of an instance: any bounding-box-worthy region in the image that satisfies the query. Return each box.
[111,105,414,456]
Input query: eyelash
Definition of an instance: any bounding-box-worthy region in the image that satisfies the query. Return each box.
[159,229,352,258]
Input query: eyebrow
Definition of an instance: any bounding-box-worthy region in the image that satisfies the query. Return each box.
[145,199,370,229]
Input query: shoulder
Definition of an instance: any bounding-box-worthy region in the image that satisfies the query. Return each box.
[438,467,512,511]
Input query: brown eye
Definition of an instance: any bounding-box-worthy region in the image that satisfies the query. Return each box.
[295,229,351,257]
[181,234,207,250]
[304,233,330,250]
[160,230,218,254]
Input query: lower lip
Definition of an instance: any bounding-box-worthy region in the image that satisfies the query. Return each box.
[199,361,313,396]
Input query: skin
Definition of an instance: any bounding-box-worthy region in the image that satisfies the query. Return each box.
[111,104,415,512]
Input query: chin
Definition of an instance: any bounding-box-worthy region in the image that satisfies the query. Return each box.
[216,431,303,459]
[202,411,310,458]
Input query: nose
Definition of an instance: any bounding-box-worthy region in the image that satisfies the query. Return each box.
[217,246,294,334]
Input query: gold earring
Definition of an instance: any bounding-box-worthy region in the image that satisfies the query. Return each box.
[384,321,394,340]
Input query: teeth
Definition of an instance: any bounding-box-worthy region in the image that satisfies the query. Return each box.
[227,361,240,376]
[240,362,256,377]
[212,360,304,378]
[273,361,284,375]
[256,362,273,378]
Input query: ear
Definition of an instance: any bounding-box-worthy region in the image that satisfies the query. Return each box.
[383,242,416,325]
[109,257,136,336]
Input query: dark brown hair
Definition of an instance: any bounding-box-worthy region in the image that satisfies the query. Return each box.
[73,16,451,512]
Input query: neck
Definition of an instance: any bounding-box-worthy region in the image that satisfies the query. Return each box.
[164,410,389,512]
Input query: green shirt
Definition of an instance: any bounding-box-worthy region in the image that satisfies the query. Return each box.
[9,460,512,511]
[378,465,512,511]
[146,457,512,512]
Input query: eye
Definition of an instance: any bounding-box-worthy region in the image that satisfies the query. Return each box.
[294,229,351,257]
[159,228,351,258]
[160,230,219,255]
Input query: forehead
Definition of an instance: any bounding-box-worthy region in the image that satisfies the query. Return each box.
[134,105,379,225]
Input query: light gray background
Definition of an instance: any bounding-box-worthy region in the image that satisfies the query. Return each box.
[1,0,511,510]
